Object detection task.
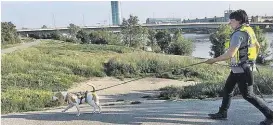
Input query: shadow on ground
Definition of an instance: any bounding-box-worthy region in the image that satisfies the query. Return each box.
[3,90,272,125]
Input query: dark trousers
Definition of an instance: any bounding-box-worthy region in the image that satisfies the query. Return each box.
[220,65,273,119]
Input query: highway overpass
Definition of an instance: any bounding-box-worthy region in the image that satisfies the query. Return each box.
[17,22,273,36]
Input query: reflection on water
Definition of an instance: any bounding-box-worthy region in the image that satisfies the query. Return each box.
[183,33,273,59]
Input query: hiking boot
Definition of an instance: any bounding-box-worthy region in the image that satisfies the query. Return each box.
[208,107,227,120]
[260,118,273,125]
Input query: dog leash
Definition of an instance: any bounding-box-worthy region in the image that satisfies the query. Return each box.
[95,61,207,92]
[95,61,233,92]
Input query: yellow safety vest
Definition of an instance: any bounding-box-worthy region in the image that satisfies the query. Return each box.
[224,25,258,66]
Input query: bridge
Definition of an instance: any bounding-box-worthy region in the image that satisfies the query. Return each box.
[17,22,273,36]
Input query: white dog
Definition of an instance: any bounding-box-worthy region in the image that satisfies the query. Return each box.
[52,84,101,116]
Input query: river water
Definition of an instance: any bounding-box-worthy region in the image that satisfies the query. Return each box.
[184,32,273,59]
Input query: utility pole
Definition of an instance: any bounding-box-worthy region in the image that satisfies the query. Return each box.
[108,12,111,26]
[52,13,56,29]
[82,14,86,27]
[229,4,231,12]
[120,1,123,22]
[21,16,25,29]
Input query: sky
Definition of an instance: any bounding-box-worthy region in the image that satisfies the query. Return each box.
[1,1,273,29]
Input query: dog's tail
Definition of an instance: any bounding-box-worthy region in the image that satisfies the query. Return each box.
[87,84,96,92]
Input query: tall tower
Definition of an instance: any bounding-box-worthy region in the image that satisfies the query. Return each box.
[111,1,121,25]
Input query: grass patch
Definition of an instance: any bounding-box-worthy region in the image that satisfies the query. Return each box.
[1,88,58,114]
[1,40,138,113]
[104,52,229,81]
[159,66,273,99]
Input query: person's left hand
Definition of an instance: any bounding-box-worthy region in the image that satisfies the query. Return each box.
[204,58,216,64]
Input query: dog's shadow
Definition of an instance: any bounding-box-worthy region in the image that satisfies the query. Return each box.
[2,103,214,125]
[2,90,268,125]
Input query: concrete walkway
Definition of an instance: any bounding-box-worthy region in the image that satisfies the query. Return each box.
[2,97,273,125]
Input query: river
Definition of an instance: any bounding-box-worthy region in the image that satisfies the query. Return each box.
[184,32,273,59]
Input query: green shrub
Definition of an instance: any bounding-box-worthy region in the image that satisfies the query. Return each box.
[159,65,273,99]
[103,52,229,80]
[1,40,139,113]
[1,88,59,114]
[167,30,194,56]
[1,22,21,45]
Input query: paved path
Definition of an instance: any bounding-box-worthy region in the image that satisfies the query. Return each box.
[2,96,273,125]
